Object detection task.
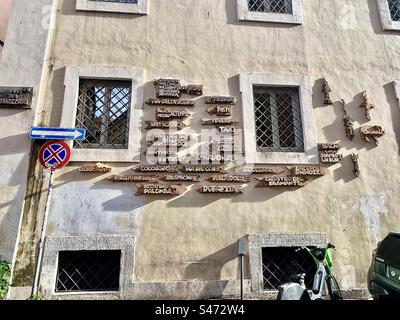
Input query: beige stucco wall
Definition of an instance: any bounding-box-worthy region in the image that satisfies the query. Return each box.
[11,0,400,297]
[0,0,12,42]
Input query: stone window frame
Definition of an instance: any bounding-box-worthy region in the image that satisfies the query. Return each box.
[237,0,303,24]
[246,233,327,293]
[40,235,135,298]
[60,66,144,162]
[377,0,400,31]
[393,80,400,104]
[239,73,319,164]
[76,0,148,14]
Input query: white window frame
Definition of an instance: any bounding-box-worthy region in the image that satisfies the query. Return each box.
[377,0,400,31]
[60,66,144,162]
[76,0,147,14]
[237,0,303,24]
[240,73,318,164]
[394,80,400,104]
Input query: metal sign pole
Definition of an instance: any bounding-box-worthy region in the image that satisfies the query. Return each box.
[32,167,55,297]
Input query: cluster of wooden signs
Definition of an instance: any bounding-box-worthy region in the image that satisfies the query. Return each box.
[77,163,331,196]
[318,143,343,164]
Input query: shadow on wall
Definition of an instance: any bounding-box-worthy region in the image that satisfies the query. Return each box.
[383,82,400,155]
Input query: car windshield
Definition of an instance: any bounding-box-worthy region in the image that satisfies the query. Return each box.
[376,233,400,269]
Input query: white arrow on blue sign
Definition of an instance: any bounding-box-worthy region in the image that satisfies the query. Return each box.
[29,127,86,140]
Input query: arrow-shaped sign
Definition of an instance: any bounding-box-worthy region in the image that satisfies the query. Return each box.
[29,127,86,141]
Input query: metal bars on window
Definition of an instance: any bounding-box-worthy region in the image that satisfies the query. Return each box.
[248,0,293,14]
[388,0,400,21]
[56,250,121,292]
[75,79,132,150]
[262,247,317,290]
[253,86,304,153]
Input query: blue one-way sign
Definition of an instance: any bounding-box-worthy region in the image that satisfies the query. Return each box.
[29,127,86,140]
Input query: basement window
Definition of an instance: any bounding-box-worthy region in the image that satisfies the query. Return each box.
[56,250,121,292]
[262,247,317,290]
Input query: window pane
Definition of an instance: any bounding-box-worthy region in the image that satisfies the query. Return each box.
[388,0,400,21]
[248,0,293,14]
[75,79,132,150]
[253,86,304,152]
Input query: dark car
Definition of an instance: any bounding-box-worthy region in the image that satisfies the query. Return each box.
[368,232,400,299]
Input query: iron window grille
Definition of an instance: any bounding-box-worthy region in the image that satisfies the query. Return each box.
[388,0,400,21]
[262,247,317,290]
[253,86,304,153]
[248,0,293,14]
[56,250,121,292]
[75,79,132,150]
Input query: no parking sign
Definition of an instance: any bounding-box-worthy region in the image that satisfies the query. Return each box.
[39,140,71,170]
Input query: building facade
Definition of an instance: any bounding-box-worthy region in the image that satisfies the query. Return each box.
[1,0,400,300]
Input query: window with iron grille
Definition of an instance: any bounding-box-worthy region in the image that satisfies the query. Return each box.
[56,250,121,292]
[262,247,317,290]
[248,0,293,14]
[388,0,400,21]
[74,79,132,150]
[253,86,304,153]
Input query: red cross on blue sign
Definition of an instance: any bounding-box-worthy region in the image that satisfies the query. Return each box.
[39,140,71,170]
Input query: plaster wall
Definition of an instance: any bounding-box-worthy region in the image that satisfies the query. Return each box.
[16,0,400,297]
[0,0,12,43]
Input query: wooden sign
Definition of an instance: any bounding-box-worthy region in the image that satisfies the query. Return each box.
[156,108,191,120]
[150,140,189,148]
[201,118,239,126]
[156,157,180,164]
[148,133,190,142]
[256,176,307,187]
[182,85,203,96]
[360,125,385,145]
[320,152,343,163]
[241,167,285,175]
[154,79,182,98]
[196,185,243,194]
[196,154,234,163]
[147,149,178,157]
[181,165,226,173]
[205,96,237,105]
[219,126,240,134]
[136,184,187,196]
[153,79,203,98]
[80,163,112,173]
[146,98,195,107]
[160,175,200,182]
[207,175,251,183]
[318,143,339,151]
[214,143,241,153]
[206,106,232,116]
[0,87,33,109]
[289,166,327,176]
[134,165,178,173]
[146,121,185,130]
[108,175,157,182]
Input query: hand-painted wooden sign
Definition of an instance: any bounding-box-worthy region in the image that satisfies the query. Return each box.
[196,185,243,194]
[320,152,343,164]
[147,149,178,157]
[153,79,203,98]
[80,163,112,173]
[146,98,195,107]
[108,175,158,182]
[241,167,285,175]
[214,143,241,153]
[196,154,234,163]
[205,96,237,105]
[207,175,251,183]
[160,175,201,182]
[255,176,307,187]
[146,121,185,130]
[148,133,190,142]
[218,126,240,134]
[360,125,385,145]
[181,165,226,173]
[0,87,33,109]
[289,166,327,176]
[201,118,239,126]
[206,106,232,116]
[134,165,178,173]
[156,157,180,164]
[318,143,339,151]
[156,108,191,120]
[136,184,187,196]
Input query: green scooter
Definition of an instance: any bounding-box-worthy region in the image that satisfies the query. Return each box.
[277,243,343,300]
